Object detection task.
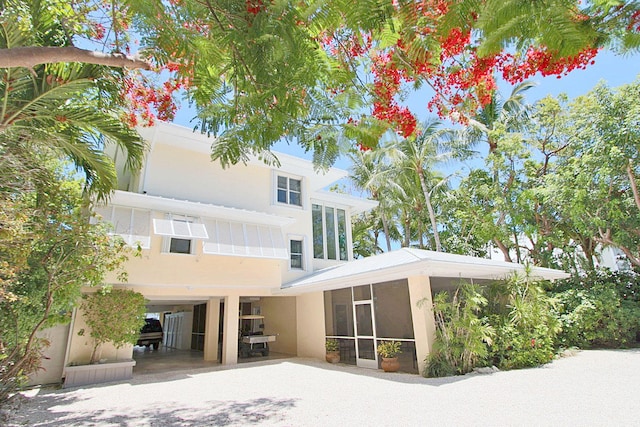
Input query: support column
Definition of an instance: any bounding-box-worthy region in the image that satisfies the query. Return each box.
[408,275,436,375]
[204,298,221,362]
[221,294,239,365]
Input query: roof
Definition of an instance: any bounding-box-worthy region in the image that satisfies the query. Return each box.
[108,190,294,227]
[136,121,348,192]
[278,248,570,294]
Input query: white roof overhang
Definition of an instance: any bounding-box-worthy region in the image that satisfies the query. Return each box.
[108,190,294,227]
[102,191,291,260]
[277,248,570,295]
[311,191,378,215]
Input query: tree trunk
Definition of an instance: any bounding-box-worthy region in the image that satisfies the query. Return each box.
[417,168,442,252]
[493,238,513,263]
[380,212,392,252]
[0,46,151,70]
[627,161,640,212]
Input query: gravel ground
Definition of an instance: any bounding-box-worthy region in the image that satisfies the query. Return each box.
[5,349,640,426]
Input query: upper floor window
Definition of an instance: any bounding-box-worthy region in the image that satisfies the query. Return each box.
[312,204,348,261]
[277,175,302,206]
[169,237,192,254]
[290,239,304,270]
[153,214,208,255]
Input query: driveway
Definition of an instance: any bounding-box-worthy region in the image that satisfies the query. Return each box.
[6,349,640,426]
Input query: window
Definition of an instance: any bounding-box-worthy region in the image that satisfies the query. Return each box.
[312,204,348,261]
[277,175,302,206]
[169,237,192,254]
[290,239,304,269]
[154,215,207,255]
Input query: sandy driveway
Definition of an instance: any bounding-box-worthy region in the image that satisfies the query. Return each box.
[5,349,640,426]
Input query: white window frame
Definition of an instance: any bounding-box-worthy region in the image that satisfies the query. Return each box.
[288,235,306,271]
[312,203,350,262]
[274,172,304,208]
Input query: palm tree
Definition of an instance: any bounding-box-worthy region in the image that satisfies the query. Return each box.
[348,147,401,252]
[0,17,145,201]
[389,120,455,252]
[467,81,535,154]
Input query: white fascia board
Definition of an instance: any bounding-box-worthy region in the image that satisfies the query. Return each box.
[251,153,348,191]
[136,121,214,155]
[108,190,294,227]
[311,191,378,215]
[277,254,569,295]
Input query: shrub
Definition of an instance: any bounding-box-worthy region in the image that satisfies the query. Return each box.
[325,339,339,352]
[484,273,559,370]
[423,284,494,377]
[552,270,640,348]
[377,340,402,358]
[79,288,147,363]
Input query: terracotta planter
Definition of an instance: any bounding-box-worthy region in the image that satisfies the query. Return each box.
[381,357,400,372]
[325,351,340,364]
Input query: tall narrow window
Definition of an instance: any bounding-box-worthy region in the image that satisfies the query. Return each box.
[312,204,324,258]
[337,209,347,261]
[290,239,303,269]
[312,203,350,261]
[277,176,302,206]
[325,207,336,260]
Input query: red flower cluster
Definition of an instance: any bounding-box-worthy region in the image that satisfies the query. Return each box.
[371,53,417,137]
[439,27,470,59]
[629,10,640,32]
[121,64,187,127]
[501,46,600,84]
[246,0,266,15]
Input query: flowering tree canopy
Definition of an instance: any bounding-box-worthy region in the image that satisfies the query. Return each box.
[1,0,639,165]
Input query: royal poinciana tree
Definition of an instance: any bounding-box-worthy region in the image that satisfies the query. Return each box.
[2,0,639,167]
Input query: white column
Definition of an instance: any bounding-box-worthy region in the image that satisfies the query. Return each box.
[408,275,436,375]
[221,294,240,365]
[204,298,221,362]
[296,292,326,359]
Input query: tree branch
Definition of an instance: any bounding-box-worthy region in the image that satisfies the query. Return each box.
[0,46,151,70]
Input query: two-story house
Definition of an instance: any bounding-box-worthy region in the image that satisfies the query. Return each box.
[32,121,569,388]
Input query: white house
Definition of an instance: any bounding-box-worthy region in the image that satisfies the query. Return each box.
[30,121,569,387]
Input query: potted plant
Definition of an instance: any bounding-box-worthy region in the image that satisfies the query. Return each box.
[64,288,147,387]
[325,339,340,364]
[377,340,402,372]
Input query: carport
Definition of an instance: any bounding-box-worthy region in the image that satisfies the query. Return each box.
[131,294,297,375]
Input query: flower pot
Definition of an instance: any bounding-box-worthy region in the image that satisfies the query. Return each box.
[381,357,400,372]
[326,351,340,364]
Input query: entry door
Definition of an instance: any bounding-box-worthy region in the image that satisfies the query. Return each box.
[353,301,378,368]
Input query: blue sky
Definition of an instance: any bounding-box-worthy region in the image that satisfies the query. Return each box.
[173,50,639,171]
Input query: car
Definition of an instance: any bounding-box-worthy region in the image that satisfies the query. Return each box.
[137,318,163,350]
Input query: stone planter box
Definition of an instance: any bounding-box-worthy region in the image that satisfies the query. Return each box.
[63,359,136,388]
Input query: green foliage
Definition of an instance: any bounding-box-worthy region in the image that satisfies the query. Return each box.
[80,289,147,364]
[376,340,402,358]
[484,272,559,370]
[423,283,494,377]
[424,273,559,377]
[325,339,339,352]
[0,8,145,201]
[552,270,640,348]
[0,155,133,403]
